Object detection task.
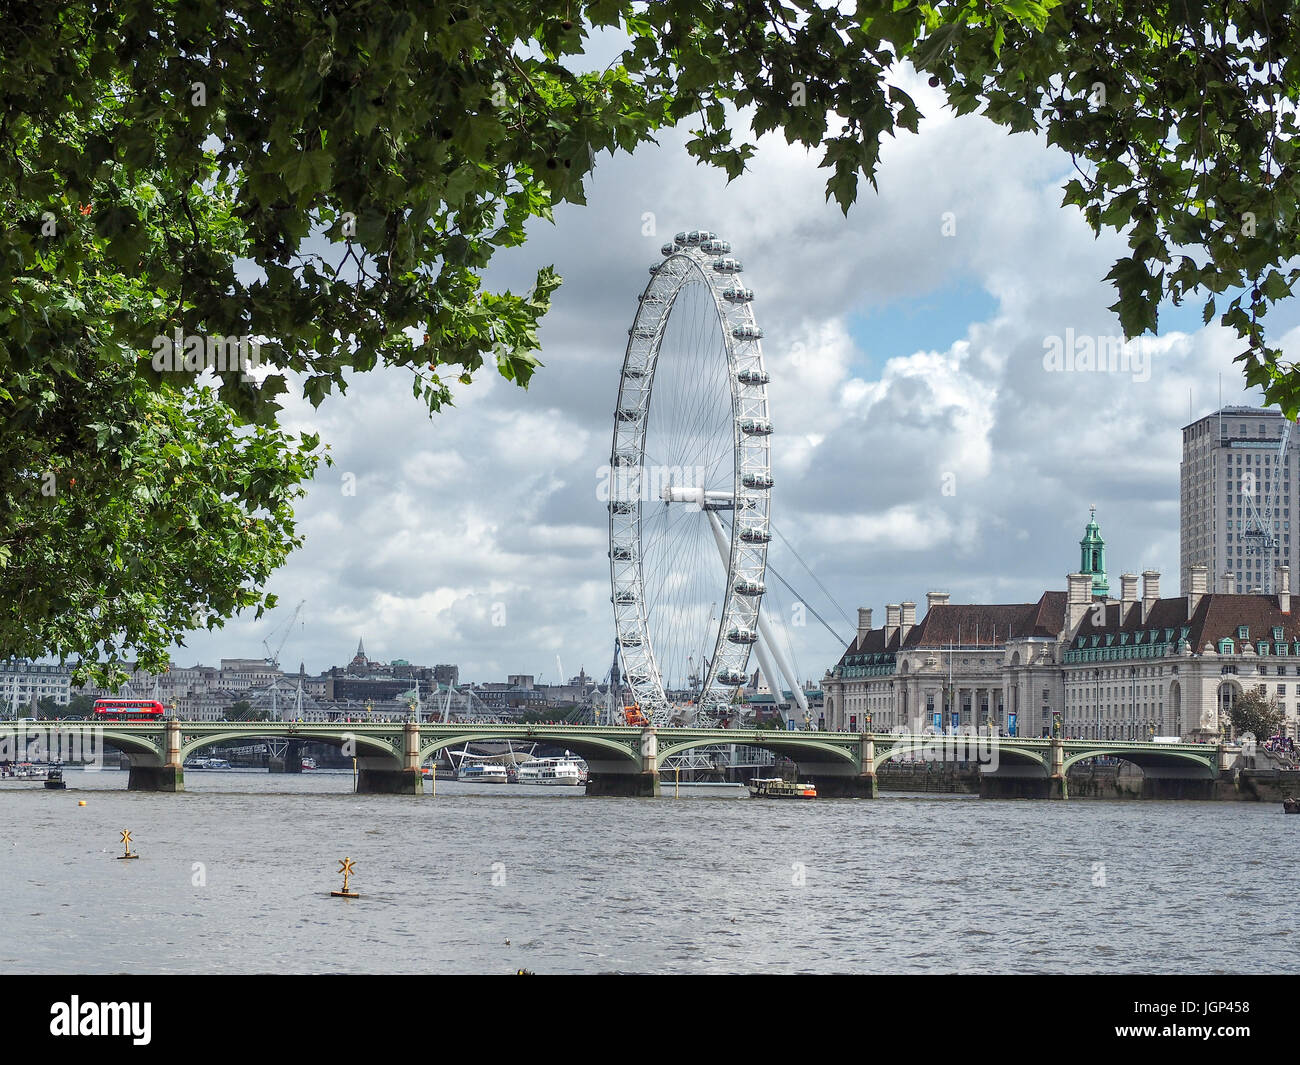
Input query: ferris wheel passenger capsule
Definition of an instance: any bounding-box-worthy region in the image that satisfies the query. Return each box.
[609,500,635,514]
[610,546,635,560]
[731,324,764,340]
[726,627,758,644]
[612,590,637,603]
[661,243,677,257]
[712,257,743,273]
[739,418,772,435]
[701,239,732,254]
[616,407,640,421]
[733,579,766,597]
[736,368,769,385]
[722,285,753,302]
[742,473,774,490]
[739,525,772,544]
[674,231,688,244]
[716,669,747,685]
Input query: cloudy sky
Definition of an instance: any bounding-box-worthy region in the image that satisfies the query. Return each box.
[167,64,1300,687]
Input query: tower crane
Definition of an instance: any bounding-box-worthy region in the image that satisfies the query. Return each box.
[262,599,306,669]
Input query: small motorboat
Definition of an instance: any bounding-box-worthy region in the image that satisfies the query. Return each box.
[1284,797,1300,814]
[747,777,817,799]
[44,765,66,790]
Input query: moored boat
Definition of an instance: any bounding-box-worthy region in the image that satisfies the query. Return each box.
[747,777,817,799]
[1284,796,1300,814]
[459,763,509,784]
[517,756,585,786]
[44,765,66,790]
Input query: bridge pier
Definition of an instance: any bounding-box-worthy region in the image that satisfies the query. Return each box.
[355,723,423,794]
[355,767,423,794]
[127,721,185,792]
[979,774,1060,800]
[585,725,660,796]
[127,764,184,792]
[585,771,660,797]
[810,774,877,798]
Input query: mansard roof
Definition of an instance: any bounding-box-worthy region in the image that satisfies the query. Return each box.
[902,591,1067,647]
[836,591,1069,664]
[1069,593,1300,650]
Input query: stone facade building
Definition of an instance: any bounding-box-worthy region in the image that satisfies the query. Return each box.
[824,513,1300,742]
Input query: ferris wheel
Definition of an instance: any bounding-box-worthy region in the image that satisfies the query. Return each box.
[607,229,803,727]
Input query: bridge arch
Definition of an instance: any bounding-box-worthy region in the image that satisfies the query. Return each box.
[178,729,402,765]
[1061,746,1216,777]
[654,734,859,771]
[82,728,165,763]
[419,730,641,768]
[874,736,1049,774]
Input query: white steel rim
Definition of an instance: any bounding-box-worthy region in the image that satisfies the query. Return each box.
[608,229,771,724]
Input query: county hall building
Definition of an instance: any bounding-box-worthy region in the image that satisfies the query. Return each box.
[823,512,1300,742]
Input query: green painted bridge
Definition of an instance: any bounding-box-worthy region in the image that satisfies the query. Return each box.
[0,720,1239,798]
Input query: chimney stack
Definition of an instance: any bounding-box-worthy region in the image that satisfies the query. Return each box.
[1141,570,1160,622]
[1187,564,1207,617]
[927,590,951,613]
[1280,566,1291,615]
[857,607,873,643]
[1067,573,1093,630]
[884,603,901,644]
[1120,573,1138,619]
[1220,571,1234,594]
[900,601,917,640]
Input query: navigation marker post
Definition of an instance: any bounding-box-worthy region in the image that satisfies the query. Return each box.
[117,829,139,860]
[332,856,359,899]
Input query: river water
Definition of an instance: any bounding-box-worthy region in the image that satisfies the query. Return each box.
[2,768,1293,974]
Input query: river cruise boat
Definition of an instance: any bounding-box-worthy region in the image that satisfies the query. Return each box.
[183,757,232,770]
[747,777,817,799]
[4,762,48,780]
[517,757,585,786]
[459,763,509,784]
[301,757,318,771]
[44,765,66,790]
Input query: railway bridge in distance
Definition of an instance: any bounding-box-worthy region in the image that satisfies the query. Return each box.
[0,721,1240,798]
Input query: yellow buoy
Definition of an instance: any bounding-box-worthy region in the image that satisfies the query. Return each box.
[77,801,86,807]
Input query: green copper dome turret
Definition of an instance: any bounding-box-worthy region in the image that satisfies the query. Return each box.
[1079,505,1109,596]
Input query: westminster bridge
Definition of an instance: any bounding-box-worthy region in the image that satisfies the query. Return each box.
[0,720,1242,798]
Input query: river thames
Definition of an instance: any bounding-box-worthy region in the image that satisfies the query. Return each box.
[2,769,1292,975]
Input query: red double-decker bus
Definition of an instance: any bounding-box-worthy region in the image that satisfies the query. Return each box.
[92,699,166,721]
